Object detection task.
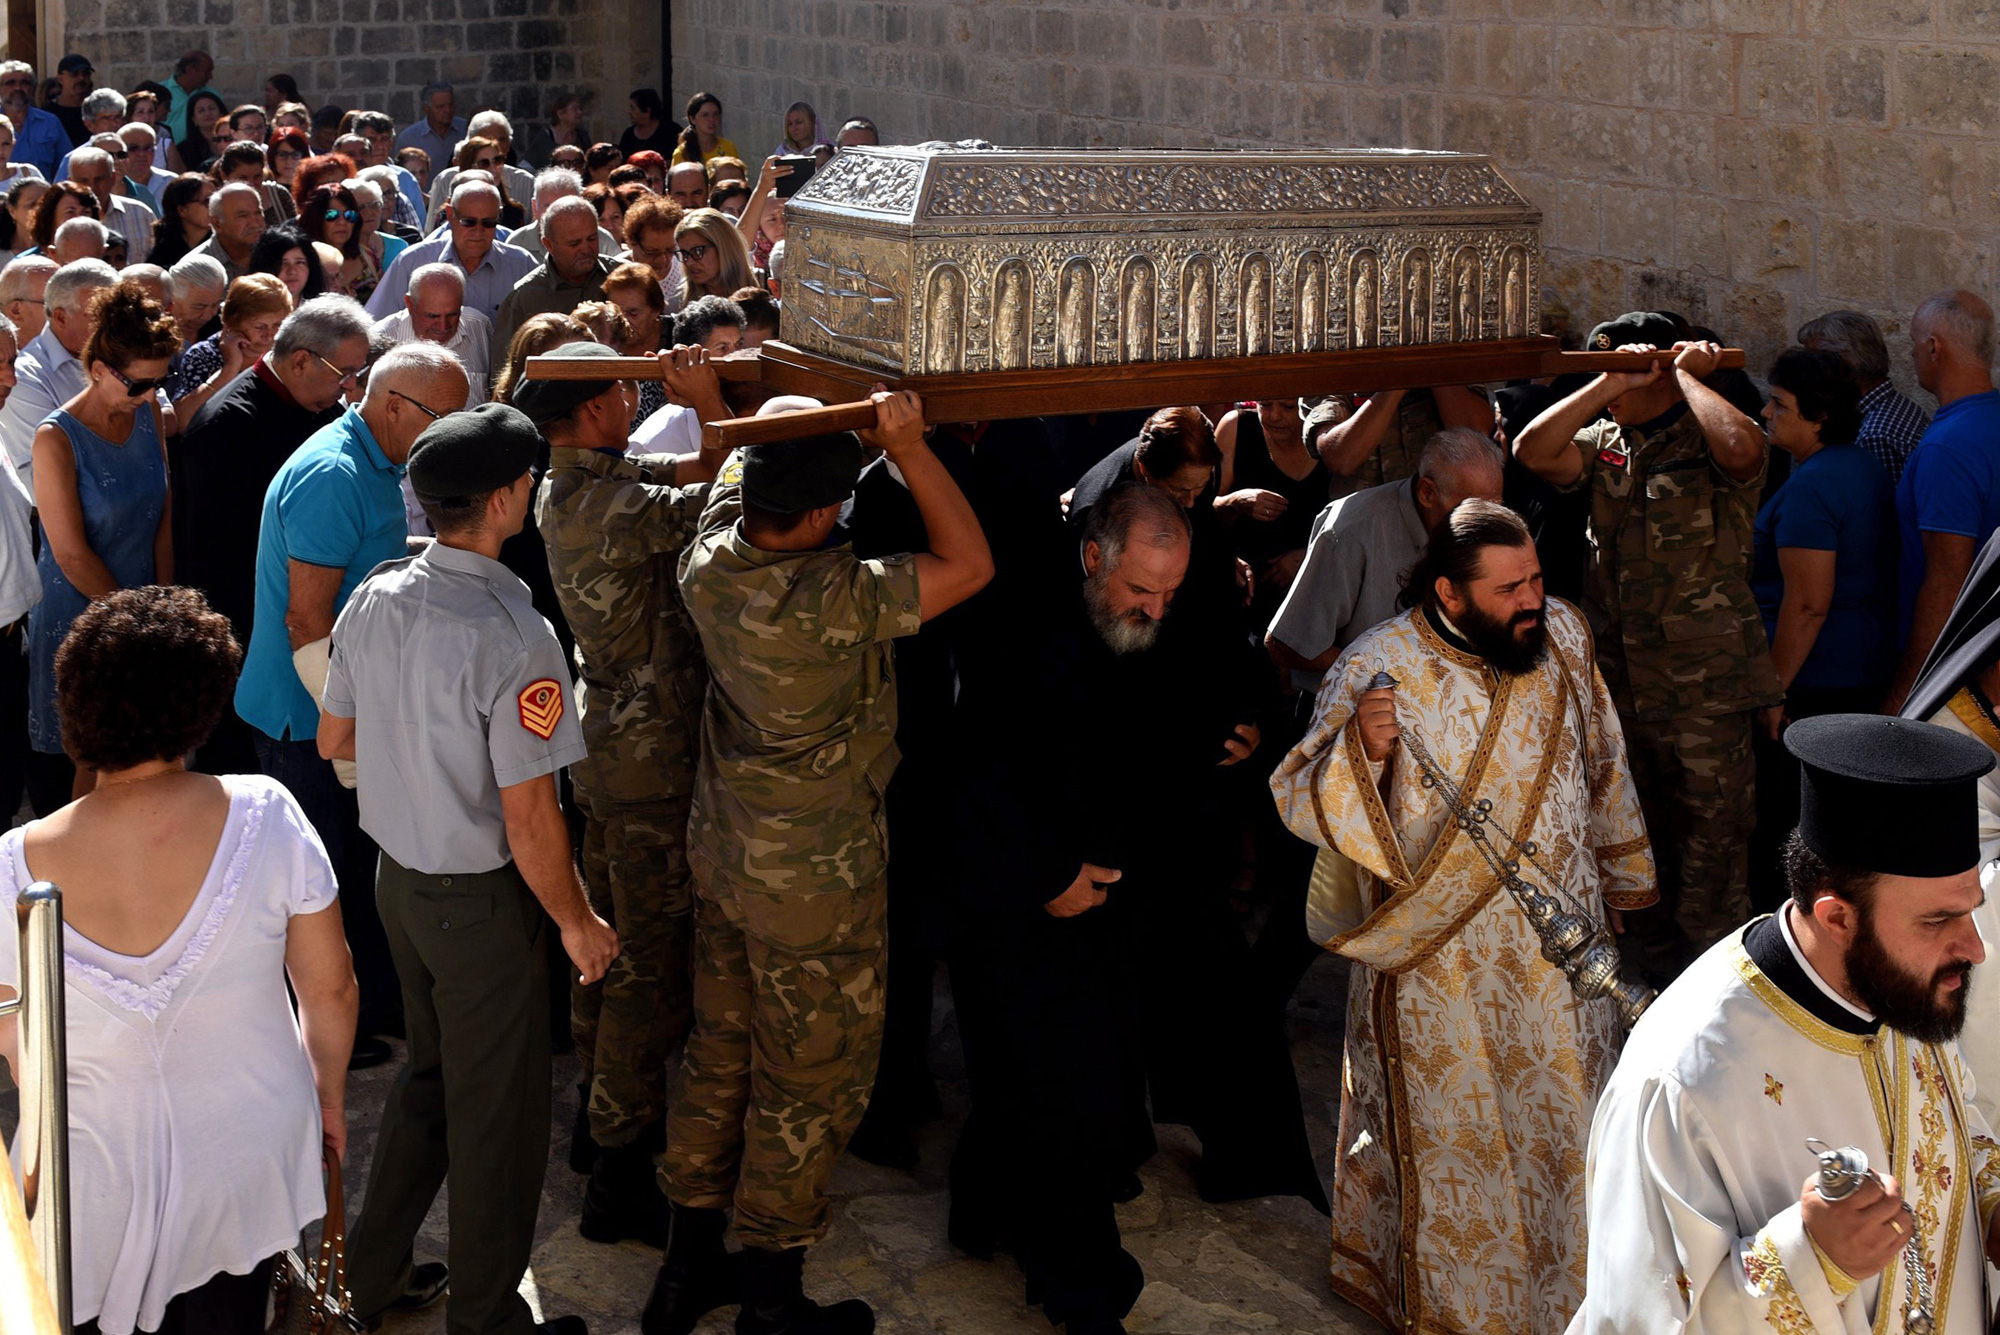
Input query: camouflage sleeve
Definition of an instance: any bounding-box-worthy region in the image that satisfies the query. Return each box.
[697,479,744,541]
[594,476,711,560]
[1554,420,1610,494]
[808,552,924,648]
[1579,643,1659,910]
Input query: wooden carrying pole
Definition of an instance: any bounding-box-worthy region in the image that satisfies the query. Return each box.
[521,336,1748,450]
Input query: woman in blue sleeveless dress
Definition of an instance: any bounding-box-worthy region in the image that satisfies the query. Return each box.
[28,280,182,803]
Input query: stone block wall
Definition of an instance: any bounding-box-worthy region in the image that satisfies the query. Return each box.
[55,0,657,138]
[672,0,2000,377]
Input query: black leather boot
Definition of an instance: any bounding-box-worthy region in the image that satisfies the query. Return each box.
[579,1138,672,1248]
[640,1204,740,1335]
[735,1246,873,1335]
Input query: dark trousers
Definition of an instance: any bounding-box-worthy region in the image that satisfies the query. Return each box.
[949,910,1142,1327]
[75,1257,275,1335]
[1749,683,1886,913]
[254,729,400,1034]
[348,853,552,1335]
[1108,866,1325,1209]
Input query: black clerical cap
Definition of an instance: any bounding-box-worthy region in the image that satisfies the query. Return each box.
[1785,714,1996,878]
[508,340,621,426]
[738,431,865,513]
[1585,310,1689,352]
[407,402,540,502]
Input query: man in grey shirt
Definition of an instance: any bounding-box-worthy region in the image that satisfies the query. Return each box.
[318,402,616,1335]
[1266,426,1505,691]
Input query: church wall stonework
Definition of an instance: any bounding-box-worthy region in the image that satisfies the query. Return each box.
[58,0,656,140]
[674,0,1990,376]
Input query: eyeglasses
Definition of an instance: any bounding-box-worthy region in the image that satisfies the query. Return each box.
[454,215,498,230]
[677,242,711,263]
[390,388,445,421]
[312,351,365,386]
[106,364,166,397]
[323,208,359,222]
[474,158,500,170]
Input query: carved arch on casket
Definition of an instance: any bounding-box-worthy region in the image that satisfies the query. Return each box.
[1057,258,1096,368]
[1401,247,1432,347]
[991,258,1033,371]
[1348,249,1381,350]
[1239,252,1274,357]
[922,263,967,374]
[1181,253,1216,360]
[1501,244,1531,338]
[1451,246,1483,342]
[1294,251,1328,352]
[1120,256,1157,364]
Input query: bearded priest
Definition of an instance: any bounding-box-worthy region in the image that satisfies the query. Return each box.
[1572,713,2000,1335]
[1271,497,1657,1335]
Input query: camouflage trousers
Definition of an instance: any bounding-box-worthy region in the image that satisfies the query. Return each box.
[1621,708,1756,949]
[662,856,887,1249]
[573,795,696,1147]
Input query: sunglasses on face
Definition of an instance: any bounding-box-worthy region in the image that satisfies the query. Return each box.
[474,158,500,170]
[455,215,498,230]
[107,365,165,397]
[323,208,359,222]
[677,243,711,263]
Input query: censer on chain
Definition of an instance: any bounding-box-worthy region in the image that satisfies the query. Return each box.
[1806,1139,1934,1333]
[1366,668,1656,1031]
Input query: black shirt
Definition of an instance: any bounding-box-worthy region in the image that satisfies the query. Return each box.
[617,121,680,159]
[50,102,86,148]
[173,364,342,641]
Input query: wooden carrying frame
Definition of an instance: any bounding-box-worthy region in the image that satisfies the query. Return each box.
[521,336,1747,449]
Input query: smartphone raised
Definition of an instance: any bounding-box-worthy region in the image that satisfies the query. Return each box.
[774,154,817,199]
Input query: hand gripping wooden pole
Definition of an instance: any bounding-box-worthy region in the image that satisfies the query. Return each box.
[520,337,1748,450]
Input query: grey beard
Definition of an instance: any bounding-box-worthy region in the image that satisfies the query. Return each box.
[1084,566,1163,654]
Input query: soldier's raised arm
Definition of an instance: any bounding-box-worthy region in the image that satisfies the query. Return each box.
[1513,345,1667,486]
[859,388,994,621]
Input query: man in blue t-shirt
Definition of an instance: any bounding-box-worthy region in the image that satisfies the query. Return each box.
[236,341,468,1068]
[1890,289,2000,710]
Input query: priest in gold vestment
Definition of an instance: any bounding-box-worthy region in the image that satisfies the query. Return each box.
[1271,499,1657,1335]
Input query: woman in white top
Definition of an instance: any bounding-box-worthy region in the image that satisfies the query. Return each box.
[0,584,358,1335]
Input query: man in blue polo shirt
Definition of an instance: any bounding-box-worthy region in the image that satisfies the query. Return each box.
[237,339,469,1068]
[1889,288,2000,711]
[0,61,71,181]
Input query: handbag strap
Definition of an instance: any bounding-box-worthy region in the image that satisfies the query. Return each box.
[311,1145,351,1315]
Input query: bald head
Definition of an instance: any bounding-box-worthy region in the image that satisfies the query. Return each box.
[1913,289,1997,401]
[667,161,708,210]
[1415,427,1505,530]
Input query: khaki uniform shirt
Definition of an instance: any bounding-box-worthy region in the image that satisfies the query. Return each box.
[676,479,923,895]
[1568,407,1782,722]
[536,448,708,806]
[492,254,614,370]
[1345,388,1443,493]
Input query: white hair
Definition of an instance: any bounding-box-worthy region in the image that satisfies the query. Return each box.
[343,177,381,208]
[87,133,122,153]
[0,62,32,82]
[272,294,374,359]
[165,254,227,299]
[768,238,785,281]
[210,181,262,214]
[361,340,467,401]
[45,258,117,313]
[52,216,108,254]
[1417,427,1504,484]
[81,88,125,121]
[449,178,500,211]
[119,121,157,146]
[532,167,581,208]
[0,254,55,304]
[538,194,596,242]
[407,261,465,299]
[66,146,112,176]
[467,109,511,138]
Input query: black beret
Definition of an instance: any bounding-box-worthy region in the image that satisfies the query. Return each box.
[737,431,865,513]
[407,402,541,502]
[1585,310,1690,353]
[509,340,622,426]
[1785,714,1996,879]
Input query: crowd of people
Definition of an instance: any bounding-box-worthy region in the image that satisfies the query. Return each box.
[0,45,1998,1335]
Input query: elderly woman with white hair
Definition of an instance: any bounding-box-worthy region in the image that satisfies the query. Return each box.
[345,176,406,291]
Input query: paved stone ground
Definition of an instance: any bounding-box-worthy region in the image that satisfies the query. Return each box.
[5,949,1380,1335]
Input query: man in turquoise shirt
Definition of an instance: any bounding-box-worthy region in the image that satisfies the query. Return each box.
[236,339,468,1067]
[162,49,218,148]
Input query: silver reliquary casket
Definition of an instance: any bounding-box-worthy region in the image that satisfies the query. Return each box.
[780,146,1544,378]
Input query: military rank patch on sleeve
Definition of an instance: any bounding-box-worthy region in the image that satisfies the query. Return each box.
[718,455,744,485]
[519,679,564,739]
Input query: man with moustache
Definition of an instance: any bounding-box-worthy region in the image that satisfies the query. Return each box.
[1573,713,2000,1335]
[1271,498,1657,1335]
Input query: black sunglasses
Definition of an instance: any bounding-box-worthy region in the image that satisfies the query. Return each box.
[323,208,359,222]
[454,215,498,230]
[107,365,165,397]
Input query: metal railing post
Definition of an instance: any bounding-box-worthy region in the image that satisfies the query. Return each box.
[1,882,69,1330]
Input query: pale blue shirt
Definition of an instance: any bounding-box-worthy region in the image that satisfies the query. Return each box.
[364,233,537,324]
[0,326,87,501]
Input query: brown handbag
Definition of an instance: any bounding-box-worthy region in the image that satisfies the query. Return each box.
[268,1146,363,1334]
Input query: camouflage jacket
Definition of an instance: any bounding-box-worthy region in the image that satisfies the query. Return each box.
[1569,407,1782,722]
[536,449,709,804]
[676,478,923,895]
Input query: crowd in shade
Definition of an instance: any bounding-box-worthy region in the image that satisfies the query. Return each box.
[4,40,2000,1335]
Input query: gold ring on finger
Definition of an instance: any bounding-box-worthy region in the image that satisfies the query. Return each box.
[1890,1219,1904,1237]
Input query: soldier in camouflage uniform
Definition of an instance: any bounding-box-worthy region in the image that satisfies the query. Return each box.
[511,341,730,1249]
[1514,313,1780,972]
[646,390,992,1335]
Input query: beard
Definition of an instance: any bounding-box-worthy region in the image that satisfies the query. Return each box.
[1084,564,1163,655]
[1451,597,1548,675]
[1845,905,1974,1042]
